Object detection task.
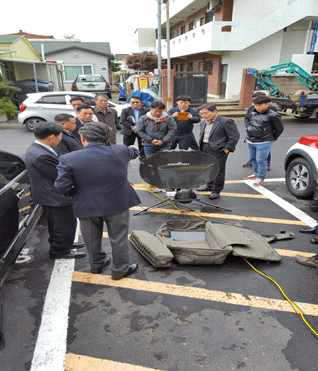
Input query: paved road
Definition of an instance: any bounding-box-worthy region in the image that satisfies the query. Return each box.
[1,118,318,371]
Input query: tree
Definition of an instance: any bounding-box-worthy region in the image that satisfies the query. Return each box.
[126,52,157,72]
[109,55,122,72]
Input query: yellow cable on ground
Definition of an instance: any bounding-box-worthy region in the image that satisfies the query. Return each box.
[146,188,318,338]
[244,258,318,337]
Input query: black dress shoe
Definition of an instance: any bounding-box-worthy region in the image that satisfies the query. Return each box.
[242,161,252,168]
[311,238,318,245]
[73,242,85,249]
[209,192,220,200]
[299,226,318,234]
[50,250,87,260]
[112,263,138,280]
[197,185,211,192]
[91,258,111,274]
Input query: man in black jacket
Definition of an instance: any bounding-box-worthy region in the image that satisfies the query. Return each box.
[25,123,86,260]
[55,123,140,277]
[245,95,284,186]
[73,104,95,142]
[55,114,82,155]
[198,104,240,200]
[243,92,279,170]
[168,95,200,150]
[120,96,147,158]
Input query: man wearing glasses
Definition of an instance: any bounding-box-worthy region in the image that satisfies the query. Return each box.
[120,96,147,159]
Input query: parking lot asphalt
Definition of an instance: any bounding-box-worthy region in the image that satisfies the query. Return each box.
[1,117,318,371]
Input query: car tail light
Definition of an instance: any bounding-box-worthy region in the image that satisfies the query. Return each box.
[299,136,318,149]
[19,103,27,112]
[71,82,78,91]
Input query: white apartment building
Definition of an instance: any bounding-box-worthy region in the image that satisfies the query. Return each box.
[161,0,318,99]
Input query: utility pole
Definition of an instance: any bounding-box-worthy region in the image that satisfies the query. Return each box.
[165,0,172,109]
[157,0,162,98]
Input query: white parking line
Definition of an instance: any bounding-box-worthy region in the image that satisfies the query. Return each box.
[244,180,317,228]
[30,221,80,371]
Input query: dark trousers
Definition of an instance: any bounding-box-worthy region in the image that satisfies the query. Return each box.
[171,133,199,150]
[44,205,77,258]
[123,132,144,157]
[202,143,228,193]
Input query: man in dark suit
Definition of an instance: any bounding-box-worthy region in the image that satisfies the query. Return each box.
[198,104,240,200]
[54,113,82,155]
[94,94,118,144]
[73,104,96,142]
[55,122,140,278]
[120,96,147,158]
[168,95,200,150]
[24,123,86,259]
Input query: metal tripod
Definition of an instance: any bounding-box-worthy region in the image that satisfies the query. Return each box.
[134,191,232,216]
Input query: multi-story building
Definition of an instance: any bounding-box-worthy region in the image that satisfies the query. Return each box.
[161,0,318,99]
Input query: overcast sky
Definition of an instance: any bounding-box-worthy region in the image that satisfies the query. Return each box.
[1,0,158,54]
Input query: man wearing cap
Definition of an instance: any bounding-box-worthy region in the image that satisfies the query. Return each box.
[168,95,200,150]
[245,95,283,186]
[55,122,140,278]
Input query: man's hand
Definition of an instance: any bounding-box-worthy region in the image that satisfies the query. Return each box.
[152,139,163,146]
[187,113,193,119]
[224,148,230,154]
[172,112,179,118]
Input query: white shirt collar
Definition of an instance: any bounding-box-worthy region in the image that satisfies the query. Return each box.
[35,140,58,156]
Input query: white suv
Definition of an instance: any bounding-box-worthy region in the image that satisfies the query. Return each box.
[18,91,128,131]
[285,136,318,198]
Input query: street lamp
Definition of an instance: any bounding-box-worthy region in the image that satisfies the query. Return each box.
[163,0,172,109]
[157,0,162,97]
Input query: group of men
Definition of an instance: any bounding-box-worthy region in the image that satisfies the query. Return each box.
[25,91,295,278]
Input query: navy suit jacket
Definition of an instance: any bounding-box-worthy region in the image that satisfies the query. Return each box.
[25,143,73,207]
[55,143,140,218]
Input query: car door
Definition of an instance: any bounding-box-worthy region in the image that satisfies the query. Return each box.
[35,94,68,123]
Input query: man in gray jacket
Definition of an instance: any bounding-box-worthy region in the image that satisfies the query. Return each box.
[137,101,177,157]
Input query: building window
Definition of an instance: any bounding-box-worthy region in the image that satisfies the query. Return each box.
[188,21,194,31]
[180,25,186,35]
[83,65,93,75]
[187,62,193,72]
[203,60,213,74]
[64,65,94,81]
[180,64,184,72]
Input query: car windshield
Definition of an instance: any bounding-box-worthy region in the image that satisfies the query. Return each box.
[78,75,104,82]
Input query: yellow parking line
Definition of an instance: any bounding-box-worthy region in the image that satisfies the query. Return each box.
[72,272,318,316]
[65,353,163,371]
[133,185,265,199]
[129,206,305,226]
[275,249,315,258]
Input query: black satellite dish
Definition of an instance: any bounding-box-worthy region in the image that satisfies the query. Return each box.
[140,150,219,189]
[136,150,231,215]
